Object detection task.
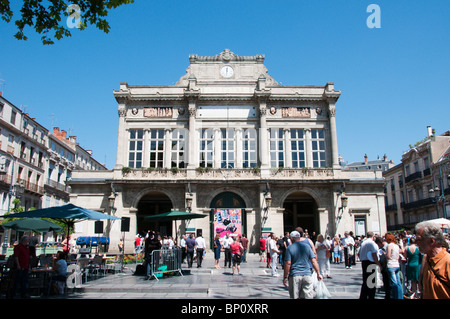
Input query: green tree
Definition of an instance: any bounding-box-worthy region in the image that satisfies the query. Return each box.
[0,0,134,45]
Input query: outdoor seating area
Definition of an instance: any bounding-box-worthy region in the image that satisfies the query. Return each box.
[0,203,122,298]
[0,251,125,298]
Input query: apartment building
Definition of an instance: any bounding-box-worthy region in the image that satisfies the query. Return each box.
[383,127,450,230]
[0,94,106,246]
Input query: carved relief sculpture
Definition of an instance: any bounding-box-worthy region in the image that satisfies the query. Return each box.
[281,107,311,118]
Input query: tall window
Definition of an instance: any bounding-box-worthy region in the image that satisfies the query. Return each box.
[199,129,214,167]
[128,129,143,168]
[291,129,305,168]
[243,128,257,168]
[311,129,326,167]
[270,128,284,168]
[171,129,186,168]
[221,128,235,168]
[149,129,165,168]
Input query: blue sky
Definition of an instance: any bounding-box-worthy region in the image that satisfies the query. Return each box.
[0,0,449,169]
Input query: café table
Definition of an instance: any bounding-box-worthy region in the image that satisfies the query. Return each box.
[29,267,54,296]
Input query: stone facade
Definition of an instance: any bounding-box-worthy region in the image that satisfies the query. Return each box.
[69,50,387,253]
[384,128,450,230]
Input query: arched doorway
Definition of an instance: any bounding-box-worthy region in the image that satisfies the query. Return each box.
[283,191,318,236]
[210,192,246,245]
[137,191,173,236]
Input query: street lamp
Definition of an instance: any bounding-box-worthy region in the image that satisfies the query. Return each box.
[429,186,447,219]
[341,193,349,209]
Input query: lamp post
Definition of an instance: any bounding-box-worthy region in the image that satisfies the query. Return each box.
[429,153,450,219]
[262,183,272,225]
[429,186,447,219]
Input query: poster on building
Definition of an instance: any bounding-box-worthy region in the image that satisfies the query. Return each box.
[214,209,242,238]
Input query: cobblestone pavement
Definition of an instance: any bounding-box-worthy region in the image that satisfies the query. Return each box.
[62,253,379,300]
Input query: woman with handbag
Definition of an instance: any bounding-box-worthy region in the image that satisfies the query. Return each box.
[230,236,244,275]
[315,234,332,279]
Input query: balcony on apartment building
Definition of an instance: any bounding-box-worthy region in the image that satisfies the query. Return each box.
[400,197,434,210]
[405,171,423,183]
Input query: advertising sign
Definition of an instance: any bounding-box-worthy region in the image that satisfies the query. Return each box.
[214,208,242,238]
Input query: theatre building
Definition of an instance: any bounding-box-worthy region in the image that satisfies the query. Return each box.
[69,50,387,253]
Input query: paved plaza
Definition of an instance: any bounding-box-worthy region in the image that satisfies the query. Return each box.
[63,253,376,300]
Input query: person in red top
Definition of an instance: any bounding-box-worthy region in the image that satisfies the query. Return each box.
[241,234,249,263]
[13,235,31,298]
[259,237,266,262]
[230,237,244,275]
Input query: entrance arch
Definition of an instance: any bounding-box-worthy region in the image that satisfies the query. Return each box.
[210,192,246,244]
[283,191,318,236]
[137,191,173,236]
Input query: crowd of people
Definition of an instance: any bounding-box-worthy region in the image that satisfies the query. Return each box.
[259,224,450,300]
[134,230,250,278]
[358,221,450,299]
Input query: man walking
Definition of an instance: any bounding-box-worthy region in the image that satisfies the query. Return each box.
[195,232,206,268]
[221,233,233,268]
[342,231,355,269]
[269,234,281,277]
[185,234,196,268]
[241,234,249,263]
[283,231,322,299]
[358,231,382,299]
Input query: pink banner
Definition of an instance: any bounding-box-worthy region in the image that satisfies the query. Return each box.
[214,209,242,238]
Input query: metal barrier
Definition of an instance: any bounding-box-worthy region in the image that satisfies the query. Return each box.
[150,248,183,281]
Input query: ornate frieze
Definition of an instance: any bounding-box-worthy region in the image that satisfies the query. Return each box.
[143,107,173,118]
[281,107,311,118]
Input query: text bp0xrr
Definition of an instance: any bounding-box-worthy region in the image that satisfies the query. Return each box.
[226,303,269,314]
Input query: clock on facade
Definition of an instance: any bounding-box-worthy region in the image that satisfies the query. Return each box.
[220,65,234,78]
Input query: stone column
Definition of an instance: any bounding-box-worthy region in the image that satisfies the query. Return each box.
[324,83,341,169]
[115,105,127,169]
[164,128,171,168]
[305,128,312,168]
[258,99,269,170]
[143,129,150,168]
[328,100,340,169]
[236,128,243,168]
[284,128,291,168]
[187,99,197,170]
[214,128,221,168]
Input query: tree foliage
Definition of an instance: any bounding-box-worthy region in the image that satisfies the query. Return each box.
[0,0,134,45]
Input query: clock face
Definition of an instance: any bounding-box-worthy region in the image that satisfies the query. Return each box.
[221,65,234,78]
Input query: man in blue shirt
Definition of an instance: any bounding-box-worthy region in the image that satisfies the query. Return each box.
[283,231,322,299]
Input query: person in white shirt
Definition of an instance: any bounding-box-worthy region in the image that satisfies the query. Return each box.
[195,232,206,268]
[342,231,355,269]
[269,234,281,277]
[358,232,382,299]
[221,233,233,268]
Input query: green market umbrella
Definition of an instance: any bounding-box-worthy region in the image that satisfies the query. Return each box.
[1,218,63,233]
[144,211,207,239]
[144,210,207,222]
[2,204,120,240]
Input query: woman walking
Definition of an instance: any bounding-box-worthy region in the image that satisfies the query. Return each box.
[213,234,222,269]
[403,237,421,298]
[230,236,244,275]
[333,236,341,264]
[386,233,403,299]
[315,234,332,278]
